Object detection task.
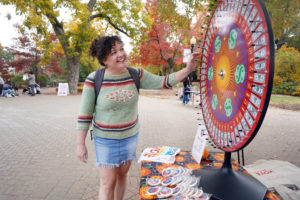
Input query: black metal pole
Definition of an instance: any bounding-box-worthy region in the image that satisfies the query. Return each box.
[191,44,194,53]
[242,149,245,166]
[189,44,195,83]
[221,152,232,172]
[193,151,267,200]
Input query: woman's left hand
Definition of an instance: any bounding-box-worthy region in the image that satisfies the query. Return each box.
[186,51,201,72]
[174,50,201,82]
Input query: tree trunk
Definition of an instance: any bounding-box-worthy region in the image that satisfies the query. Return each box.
[66,55,80,94]
[163,66,167,76]
[167,58,174,74]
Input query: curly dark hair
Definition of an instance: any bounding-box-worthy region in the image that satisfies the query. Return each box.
[89,35,123,66]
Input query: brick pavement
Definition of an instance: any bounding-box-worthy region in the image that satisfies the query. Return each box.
[0,94,299,200]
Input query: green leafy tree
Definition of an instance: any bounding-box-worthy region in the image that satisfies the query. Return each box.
[0,44,13,79]
[264,0,300,50]
[1,0,151,93]
[0,49,14,63]
[79,52,99,82]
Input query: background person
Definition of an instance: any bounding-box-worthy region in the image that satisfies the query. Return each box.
[182,77,191,104]
[3,82,15,97]
[0,72,4,96]
[28,71,36,96]
[76,35,199,200]
[35,83,41,94]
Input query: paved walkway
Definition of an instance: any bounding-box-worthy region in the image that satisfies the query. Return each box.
[0,94,299,200]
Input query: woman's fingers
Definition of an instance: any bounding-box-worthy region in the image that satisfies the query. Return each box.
[77,144,88,163]
[192,52,201,59]
[83,151,88,163]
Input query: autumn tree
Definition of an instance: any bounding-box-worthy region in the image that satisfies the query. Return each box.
[41,33,64,75]
[132,22,185,75]
[1,0,150,93]
[131,0,205,74]
[6,25,42,75]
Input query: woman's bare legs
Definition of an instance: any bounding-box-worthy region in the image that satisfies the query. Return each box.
[98,161,131,200]
[114,161,131,200]
[98,167,118,200]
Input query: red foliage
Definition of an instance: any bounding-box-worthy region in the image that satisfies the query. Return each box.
[131,0,189,70]
[132,22,185,68]
[6,26,41,73]
[44,52,64,74]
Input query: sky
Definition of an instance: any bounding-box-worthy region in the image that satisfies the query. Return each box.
[0,5,22,48]
[0,4,133,53]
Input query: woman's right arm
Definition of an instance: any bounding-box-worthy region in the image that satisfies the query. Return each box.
[77,130,89,163]
[76,72,96,163]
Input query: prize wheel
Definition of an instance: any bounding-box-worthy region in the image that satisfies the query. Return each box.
[199,0,274,152]
[193,0,275,199]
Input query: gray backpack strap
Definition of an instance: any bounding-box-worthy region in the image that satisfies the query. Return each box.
[94,68,105,102]
[127,67,140,93]
[91,68,105,141]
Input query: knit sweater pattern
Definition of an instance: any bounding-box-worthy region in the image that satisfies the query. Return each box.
[77,68,178,139]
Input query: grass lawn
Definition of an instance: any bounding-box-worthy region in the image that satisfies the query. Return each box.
[270,95,300,105]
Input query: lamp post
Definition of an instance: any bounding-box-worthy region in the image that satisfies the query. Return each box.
[189,36,197,83]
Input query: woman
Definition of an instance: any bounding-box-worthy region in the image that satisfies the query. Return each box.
[0,72,4,96]
[76,35,199,200]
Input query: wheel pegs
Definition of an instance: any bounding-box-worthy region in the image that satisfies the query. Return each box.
[249,20,262,23]
[255,56,268,59]
[243,3,254,6]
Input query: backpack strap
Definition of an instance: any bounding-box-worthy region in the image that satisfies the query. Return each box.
[94,68,105,102]
[127,67,140,93]
[91,68,105,140]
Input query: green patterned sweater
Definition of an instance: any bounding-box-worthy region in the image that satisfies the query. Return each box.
[77,68,178,139]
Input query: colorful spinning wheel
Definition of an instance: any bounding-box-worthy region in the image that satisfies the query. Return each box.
[200,0,274,152]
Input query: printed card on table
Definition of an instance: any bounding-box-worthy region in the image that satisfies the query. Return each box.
[138,146,180,163]
[192,124,208,164]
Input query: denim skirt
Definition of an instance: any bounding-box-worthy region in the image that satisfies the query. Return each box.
[93,133,138,168]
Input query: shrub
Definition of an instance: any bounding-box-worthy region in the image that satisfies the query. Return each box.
[10,74,28,88]
[272,45,300,95]
[37,74,49,87]
[292,86,300,96]
[272,81,300,95]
